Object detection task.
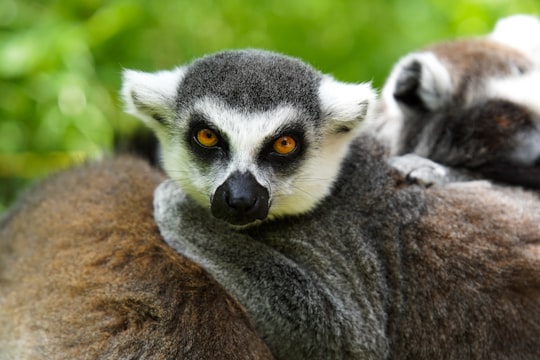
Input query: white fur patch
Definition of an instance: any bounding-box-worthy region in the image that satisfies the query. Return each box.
[318,75,376,127]
[161,97,361,219]
[121,67,186,128]
[490,14,540,65]
[191,97,302,179]
[486,72,540,123]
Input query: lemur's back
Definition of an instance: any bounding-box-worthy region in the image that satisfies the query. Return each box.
[0,156,273,360]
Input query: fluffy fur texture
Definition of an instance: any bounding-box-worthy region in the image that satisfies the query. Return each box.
[119,48,540,359]
[2,40,540,359]
[0,156,273,360]
[156,136,540,359]
[369,14,540,188]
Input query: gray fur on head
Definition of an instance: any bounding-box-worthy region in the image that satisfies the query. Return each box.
[177,49,322,117]
[122,49,374,133]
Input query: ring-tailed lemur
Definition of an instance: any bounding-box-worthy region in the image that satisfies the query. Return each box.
[123,49,375,226]
[123,49,540,359]
[369,14,540,188]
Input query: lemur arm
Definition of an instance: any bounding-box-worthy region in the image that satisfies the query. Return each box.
[153,180,362,359]
[389,154,540,189]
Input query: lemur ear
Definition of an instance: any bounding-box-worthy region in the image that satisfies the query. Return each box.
[318,75,377,134]
[490,14,540,63]
[385,52,452,113]
[121,67,187,130]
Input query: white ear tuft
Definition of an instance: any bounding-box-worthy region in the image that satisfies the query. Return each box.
[318,75,377,133]
[489,14,540,64]
[121,67,186,129]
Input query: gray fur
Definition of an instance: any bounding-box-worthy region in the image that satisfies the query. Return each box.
[177,49,322,118]
[156,136,540,359]
[124,46,540,359]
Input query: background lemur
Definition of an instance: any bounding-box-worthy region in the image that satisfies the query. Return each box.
[369,14,540,188]
[122,49,540,359]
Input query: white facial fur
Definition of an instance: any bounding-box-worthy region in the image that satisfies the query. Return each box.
[165,98,309,214]
[318,76,374,129]
[122,68,185,125]
[160,96,368,219]
[122,52,375,221]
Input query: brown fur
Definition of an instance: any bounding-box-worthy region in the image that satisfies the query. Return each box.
[387,182,540,359]
[0,156,274,359]
[428,38,534,97]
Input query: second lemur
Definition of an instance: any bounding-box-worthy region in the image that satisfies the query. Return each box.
[371,14,540,188]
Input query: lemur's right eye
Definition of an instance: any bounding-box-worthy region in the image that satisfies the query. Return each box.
[196,129,219,148]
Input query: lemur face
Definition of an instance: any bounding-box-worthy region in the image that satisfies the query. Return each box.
[372,15,540,174]
[123,50,375,225]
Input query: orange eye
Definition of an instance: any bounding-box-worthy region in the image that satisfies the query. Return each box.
[196,128,219,147]
[273,135,297,155]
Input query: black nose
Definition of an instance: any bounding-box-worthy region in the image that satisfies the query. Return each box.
[211,171,270,225]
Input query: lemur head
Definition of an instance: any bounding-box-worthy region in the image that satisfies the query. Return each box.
[122,49,375,226]
[371,14,540,170]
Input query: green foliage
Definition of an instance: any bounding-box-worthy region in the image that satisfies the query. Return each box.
[0,0,538,213]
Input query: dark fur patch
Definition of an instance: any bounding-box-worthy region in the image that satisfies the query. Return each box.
[477,162,540,189]
[393,60,429,112]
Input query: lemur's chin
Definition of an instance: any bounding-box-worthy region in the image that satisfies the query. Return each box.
[210,171,270,226]
[215,211,269,227]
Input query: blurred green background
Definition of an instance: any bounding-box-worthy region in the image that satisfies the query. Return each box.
[0,0,539,213]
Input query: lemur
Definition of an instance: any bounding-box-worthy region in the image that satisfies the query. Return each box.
[369,14,540,188]
[0,156,274,359]
[121,49,540,359]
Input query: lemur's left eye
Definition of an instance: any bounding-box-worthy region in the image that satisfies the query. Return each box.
[196,129,219,148]
[273,135,297,155]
